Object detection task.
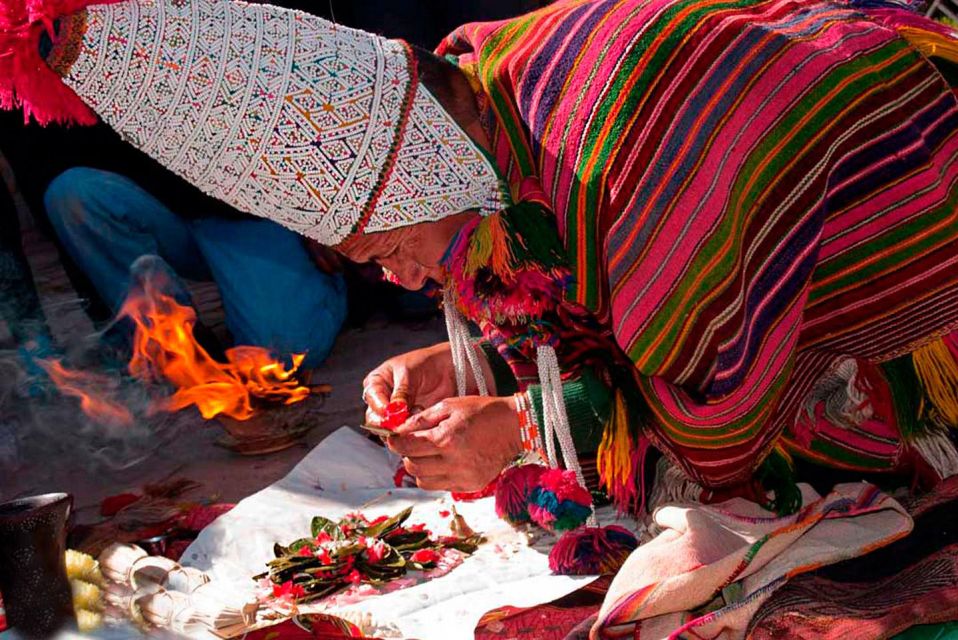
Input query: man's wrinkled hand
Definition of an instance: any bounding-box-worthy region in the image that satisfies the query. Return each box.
[385,396,521,492]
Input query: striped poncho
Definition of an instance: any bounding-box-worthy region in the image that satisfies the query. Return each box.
[439,0,958,494]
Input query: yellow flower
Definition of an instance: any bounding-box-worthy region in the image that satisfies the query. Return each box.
[75,609,104,633]
[65,549,103,585]
[71,579,103,612]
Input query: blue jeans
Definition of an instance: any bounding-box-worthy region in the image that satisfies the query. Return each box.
[44,168,347,367]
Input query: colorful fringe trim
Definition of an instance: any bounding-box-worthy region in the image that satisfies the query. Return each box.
[442,201,573,344]
[596,390,649,514]
[0,0,115,125]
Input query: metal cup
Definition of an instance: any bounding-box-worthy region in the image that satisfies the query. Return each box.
[0,493,75,638]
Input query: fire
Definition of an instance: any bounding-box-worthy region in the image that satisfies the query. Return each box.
[38,360,134,426]
[120,278,311,421]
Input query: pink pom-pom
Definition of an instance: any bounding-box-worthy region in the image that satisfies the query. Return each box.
[494,464,546,526]
[537,468,592,504]
[548,525,638,576]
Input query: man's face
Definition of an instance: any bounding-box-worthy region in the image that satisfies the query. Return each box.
[336,212,479,290]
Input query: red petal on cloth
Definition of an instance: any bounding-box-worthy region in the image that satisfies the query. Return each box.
[99,492,142,517]
[393,464,410,487]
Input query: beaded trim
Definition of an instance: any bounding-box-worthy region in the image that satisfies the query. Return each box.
[350,40,419,239]
[47,11,89,78]
[515,391,544,459]
[61,0,505,245]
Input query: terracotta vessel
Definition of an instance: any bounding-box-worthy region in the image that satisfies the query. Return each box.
[0,493,75,638]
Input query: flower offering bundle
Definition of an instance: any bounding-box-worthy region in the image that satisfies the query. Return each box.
[255,507,482,603]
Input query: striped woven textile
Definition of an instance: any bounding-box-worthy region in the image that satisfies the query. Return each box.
[438,0,958,486]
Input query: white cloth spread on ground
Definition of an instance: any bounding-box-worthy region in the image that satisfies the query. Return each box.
[181,426,627,638]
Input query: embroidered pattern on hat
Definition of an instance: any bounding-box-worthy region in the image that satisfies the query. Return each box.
[61,0,504,244]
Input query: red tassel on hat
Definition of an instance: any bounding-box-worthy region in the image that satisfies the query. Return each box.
[0,0,116,125]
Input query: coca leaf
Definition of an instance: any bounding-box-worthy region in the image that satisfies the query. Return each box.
[330,541,366,560]
[444,534,484,554]
[299,581,344,603]
[364,506,413,538]
[310,516,337,538]
[287,538,315,554]
[387,531,431,552]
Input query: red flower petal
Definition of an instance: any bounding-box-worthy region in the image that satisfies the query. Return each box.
[410,548,440,564]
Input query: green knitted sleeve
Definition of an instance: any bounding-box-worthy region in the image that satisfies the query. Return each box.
[526,368,614,454]
[476,341,519,396]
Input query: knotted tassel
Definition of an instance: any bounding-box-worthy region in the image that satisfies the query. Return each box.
[912,336,958,427]
[596,391,648,514]
[0,0,114,125]
[548,526,639,576]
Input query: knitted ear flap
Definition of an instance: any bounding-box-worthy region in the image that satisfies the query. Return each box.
[0,0,111,125]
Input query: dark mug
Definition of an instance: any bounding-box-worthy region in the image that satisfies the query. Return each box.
[0,493,75,638]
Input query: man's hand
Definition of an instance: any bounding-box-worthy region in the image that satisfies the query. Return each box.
[362,342,494,427]
[385,396,521,492]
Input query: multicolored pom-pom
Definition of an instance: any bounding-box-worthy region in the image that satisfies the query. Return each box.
[494,464,547,525]
[547,525,639,576]
[527,469,593,533]
[493,465,592,532]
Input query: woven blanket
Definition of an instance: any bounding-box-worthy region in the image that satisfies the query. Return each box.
[748,476,958,639]
[591,483,911,639]
[438,0,958,487]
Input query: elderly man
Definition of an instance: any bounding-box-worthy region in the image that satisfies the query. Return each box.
[4,0,958,514]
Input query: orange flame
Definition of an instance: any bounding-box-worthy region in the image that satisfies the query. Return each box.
[120,278,310,421]
[38,359,134,426]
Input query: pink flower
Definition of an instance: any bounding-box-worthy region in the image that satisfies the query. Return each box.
[314,548,333,565]
[345,569,363,584]
[272,580,306,600]
[409,548,440,565]
[314,531,332,544]
[368,514,390,526]
[297,546,314,557]
[364,537,388,563]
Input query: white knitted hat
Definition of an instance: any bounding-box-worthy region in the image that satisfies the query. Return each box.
[36,0,506,244]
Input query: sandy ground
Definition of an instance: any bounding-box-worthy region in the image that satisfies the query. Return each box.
[1,202,446,525]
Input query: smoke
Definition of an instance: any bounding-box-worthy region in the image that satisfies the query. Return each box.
[0,342,195,495]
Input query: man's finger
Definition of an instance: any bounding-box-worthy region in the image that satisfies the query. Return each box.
[402,454,445,478]
[387,431,442,457]
[363,372,391,413]
[390,366,410,405]
[365,407,383,428]
[391,401,452,435]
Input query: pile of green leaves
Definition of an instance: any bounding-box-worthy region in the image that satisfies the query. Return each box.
[254,506,483,603]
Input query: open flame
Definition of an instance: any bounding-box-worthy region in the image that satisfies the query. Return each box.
[120,277,311,421]
[41,271,312,424]
[37,359,134,427]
